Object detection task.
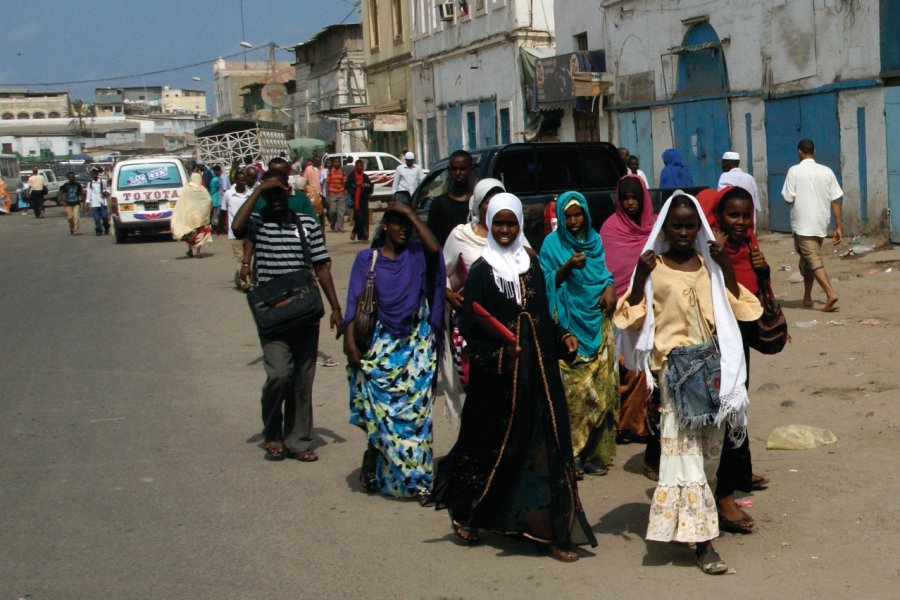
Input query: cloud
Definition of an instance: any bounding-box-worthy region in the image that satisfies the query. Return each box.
[8,22,43,42]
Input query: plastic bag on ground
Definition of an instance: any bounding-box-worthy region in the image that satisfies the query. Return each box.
[767,425,838,450]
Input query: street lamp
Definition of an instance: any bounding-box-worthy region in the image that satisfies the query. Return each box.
[239,41,253,49]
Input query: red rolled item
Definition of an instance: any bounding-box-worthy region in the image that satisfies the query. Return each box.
[472,301,517,346]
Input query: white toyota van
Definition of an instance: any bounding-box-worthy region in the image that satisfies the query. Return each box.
[110,156,188,243]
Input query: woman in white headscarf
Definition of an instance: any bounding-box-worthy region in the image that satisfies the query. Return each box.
[440,178,505,420]
[613,192,761,575]
[171,172,212,258]
[432,193,596,562]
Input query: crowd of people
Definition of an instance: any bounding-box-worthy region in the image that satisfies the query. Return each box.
[171,139,842,572]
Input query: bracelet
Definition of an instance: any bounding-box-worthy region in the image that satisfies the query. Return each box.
[241,262,250,267]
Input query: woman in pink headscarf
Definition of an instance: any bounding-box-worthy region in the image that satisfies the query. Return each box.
[599,174,658,478]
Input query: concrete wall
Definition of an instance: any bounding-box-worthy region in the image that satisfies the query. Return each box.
[603,0,886,234]
[0,135,82,158]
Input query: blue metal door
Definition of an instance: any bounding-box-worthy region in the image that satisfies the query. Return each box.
[616,109,654,185]
[764,93,841,232]
[426,117,439,169]
[672,98,732,189]
[884,87,900,242]
[446,104,463,155]
[478,99,497,148]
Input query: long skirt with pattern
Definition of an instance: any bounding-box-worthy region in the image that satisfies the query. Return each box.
[558,318,619,466]
[348,301,438,498]
[646,361,725,543]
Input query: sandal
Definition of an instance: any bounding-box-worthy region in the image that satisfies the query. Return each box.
[718,512,754,534]
[263,440,285,462]
[574,460,585,481]
[643,464,659,482]
[417,489,434,507]
[547,545,579,563]
[751,474,770,490]
[584,462,609,476]
[359,452,377,493]
[289,449,319,462]
[695,545,728,575]
[452,520,479,545]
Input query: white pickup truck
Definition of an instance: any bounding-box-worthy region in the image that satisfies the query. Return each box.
[19,168,63,206]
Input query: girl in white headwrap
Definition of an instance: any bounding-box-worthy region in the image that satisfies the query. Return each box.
[432,193,596,562]
[440,178,506,420]
[613,192,761,575]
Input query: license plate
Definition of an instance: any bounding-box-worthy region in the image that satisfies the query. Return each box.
[143,201,159,211]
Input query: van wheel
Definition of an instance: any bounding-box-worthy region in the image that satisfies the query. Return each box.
[114,226,128,244]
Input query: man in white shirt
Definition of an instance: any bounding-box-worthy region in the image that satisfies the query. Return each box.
[392,151,424,203]
[717,151,760,230]
[26,167,47,218]
[781,138,843,312]
[219,171,253,290]
[85,168,110,235]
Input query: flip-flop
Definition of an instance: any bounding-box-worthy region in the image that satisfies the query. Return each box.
[584,462,609,476]
[452,521,479,545]
[289,450,319,462]
[643,465,659,482]
[718,512,754,534]
[822,298,840,312]
[751,474,770,490]
[547,545,579,563]
[263,440,285,461]
[696,546,728,575]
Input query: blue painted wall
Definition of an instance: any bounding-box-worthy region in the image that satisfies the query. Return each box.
[446,105,463,155]
[671,22,732,189]
[672,99,732,189]
[764,93,842,232]
[616,109,654,185]
[884,87,900,242]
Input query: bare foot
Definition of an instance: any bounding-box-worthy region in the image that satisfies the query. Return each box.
[803,298,814,308]
[822,296,839,312]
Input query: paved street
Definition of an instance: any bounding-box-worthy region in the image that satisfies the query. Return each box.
[1,206,897,599]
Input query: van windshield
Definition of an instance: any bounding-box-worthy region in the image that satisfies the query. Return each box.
[117,162,183,190]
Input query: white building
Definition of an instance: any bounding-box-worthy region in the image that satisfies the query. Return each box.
[291,24,368,154]
[600,0,891,236]
[409,0,554,166]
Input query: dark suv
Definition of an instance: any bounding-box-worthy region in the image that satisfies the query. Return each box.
[411,142,626,249]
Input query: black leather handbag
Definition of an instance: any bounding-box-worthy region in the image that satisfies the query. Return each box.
[246,219,324,336]
[353,250,378,352]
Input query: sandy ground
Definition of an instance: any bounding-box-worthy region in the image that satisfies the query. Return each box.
[1,208,898,599]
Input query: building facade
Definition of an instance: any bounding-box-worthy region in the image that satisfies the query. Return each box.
[353,0,413,156]
[602,0,890,237]
[409,0,554,167]
[0,89,69,120]
[291,24,368,154]
[214,59,294,121]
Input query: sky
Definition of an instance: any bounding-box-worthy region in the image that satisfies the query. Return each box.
[0,0,360,113]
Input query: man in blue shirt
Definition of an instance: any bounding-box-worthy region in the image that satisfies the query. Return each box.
[58,172,84,235]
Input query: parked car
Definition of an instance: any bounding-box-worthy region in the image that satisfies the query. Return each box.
[411,142,626,249]
[109,156,188,243]
[19,168,63,206]
[323,151,418,201]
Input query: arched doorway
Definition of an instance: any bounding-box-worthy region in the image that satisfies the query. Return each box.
[671,21,732,188]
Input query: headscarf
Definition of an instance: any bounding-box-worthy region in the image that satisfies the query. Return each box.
[170,173,212,240]
[619,190,749,440]
[600,174,656,297]
[700,186,759,294]
[468,178,505,226]
[539,191,614,357]
[481,192,531,305]
[659,149,693,188]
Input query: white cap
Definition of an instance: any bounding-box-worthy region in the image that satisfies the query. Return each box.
[722,151,740,161]
[404,152,415,160]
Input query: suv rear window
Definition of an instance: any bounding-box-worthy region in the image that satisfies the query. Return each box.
[117,162,183,190]
[380,155,401,170]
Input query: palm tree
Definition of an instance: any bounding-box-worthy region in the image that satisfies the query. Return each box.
[68,99,94,135]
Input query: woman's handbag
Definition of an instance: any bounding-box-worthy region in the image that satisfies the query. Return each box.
[352,250,378,352]
[749,274,790,355]
[246,218,324,336]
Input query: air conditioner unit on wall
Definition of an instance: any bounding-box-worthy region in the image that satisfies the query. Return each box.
[438,2,455,21]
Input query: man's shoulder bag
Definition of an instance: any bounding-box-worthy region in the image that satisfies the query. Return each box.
[246,216,324,336]
[353,250,378,352]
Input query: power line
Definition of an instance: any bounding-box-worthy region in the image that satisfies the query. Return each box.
[1,47,277,87]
